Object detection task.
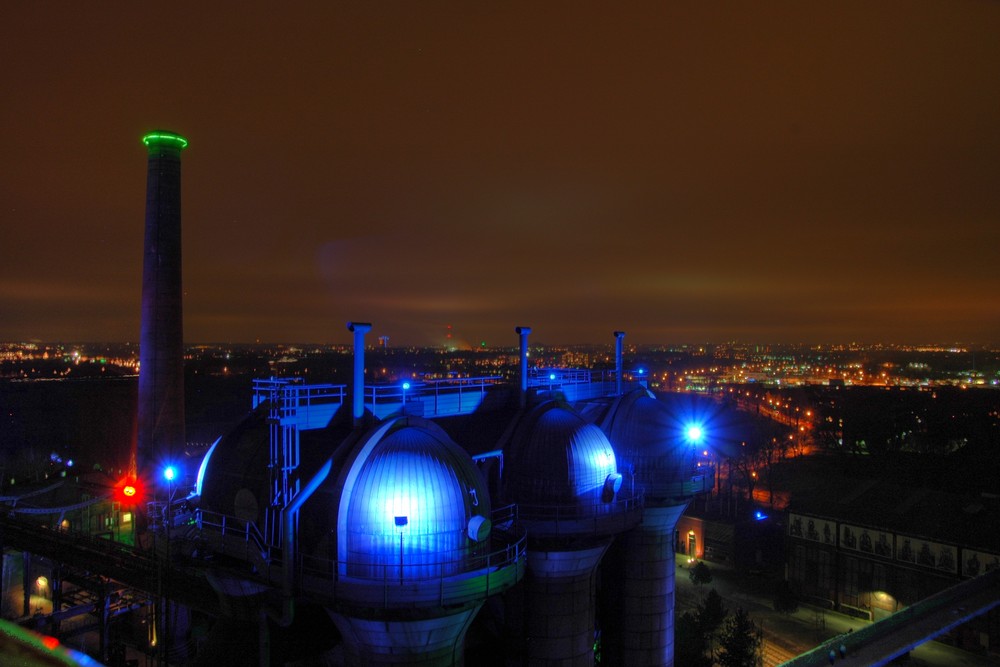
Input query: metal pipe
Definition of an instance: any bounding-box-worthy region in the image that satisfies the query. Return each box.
[614,331,625,396]
[515,326,531,408]
[347,322,372,424]
[264,457,333,629]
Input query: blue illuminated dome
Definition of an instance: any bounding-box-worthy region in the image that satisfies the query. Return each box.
[600,390,705,503]
[336,417,491,580]
[505,401,618,506]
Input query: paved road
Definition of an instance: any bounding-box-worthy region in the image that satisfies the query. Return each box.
[673,555,999,667]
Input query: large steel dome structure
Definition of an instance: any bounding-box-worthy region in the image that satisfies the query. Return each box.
[335,416,492,580]
[501,399,641,666]
[327,416,522,665]
[596,388,715,666]
[505,402,619,506]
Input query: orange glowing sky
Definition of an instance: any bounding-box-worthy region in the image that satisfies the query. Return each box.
[2,2,999,345]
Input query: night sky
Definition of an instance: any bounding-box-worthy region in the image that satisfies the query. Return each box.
[3,3,999,346]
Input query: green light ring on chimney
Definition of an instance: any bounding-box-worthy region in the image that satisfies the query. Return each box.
[142,131,188,150]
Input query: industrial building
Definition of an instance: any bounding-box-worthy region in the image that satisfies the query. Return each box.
[0,130,713,666]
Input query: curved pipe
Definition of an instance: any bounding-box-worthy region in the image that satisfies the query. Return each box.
[264,457,334,627]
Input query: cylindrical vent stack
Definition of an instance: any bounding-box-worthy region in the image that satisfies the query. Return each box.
[614,331,625,396]
[137,131,188,476]
[348,321,372,424]
[515,326,531,407]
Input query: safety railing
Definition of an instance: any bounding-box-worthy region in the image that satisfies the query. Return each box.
[515,490,644,537]
[364,376,504,418]
[528,368,605,387]
[302,504,522,580]
[0,512,159,578]
[252,379,346,426]
[194,505,527,607]
[196,508,279,576]
[527,368,648,398]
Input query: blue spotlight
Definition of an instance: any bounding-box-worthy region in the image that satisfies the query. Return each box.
[685,424,704,444]
[549,373,556,381]
[163,465,177,482]
[755,510,768,521]
[402,382,411,391]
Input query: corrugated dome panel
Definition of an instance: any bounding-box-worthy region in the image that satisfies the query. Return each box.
[507,403,618,504]
[604,391,715,497]
[567,423,618,496]
[340,421,489,580]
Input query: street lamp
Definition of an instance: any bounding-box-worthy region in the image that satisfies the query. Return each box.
[394,516,408,585]
[161,464,178,665]
[162,465,178,529]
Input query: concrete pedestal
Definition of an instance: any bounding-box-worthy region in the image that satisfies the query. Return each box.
[329,605,480,666]
[507,543,610,667]
[600,503,688,667]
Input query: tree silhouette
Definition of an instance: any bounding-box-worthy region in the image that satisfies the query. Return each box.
[689,561,712,586]
[698,588,728,635]
[675,589,730,667]
[716,607,764,667]
[773,580,799,614]
[675,611,713,667]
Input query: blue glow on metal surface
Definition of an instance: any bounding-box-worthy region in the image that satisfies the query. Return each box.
[755,510,768,521]
[384,487,419,531]
[195,437,220,496]
[571,423,618,497]
[593,449,614,469]
[338,419,490,580]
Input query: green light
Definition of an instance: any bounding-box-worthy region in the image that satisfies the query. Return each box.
[142,131,188,150]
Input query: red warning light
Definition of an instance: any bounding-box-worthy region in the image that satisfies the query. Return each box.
[116,478,142,503]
